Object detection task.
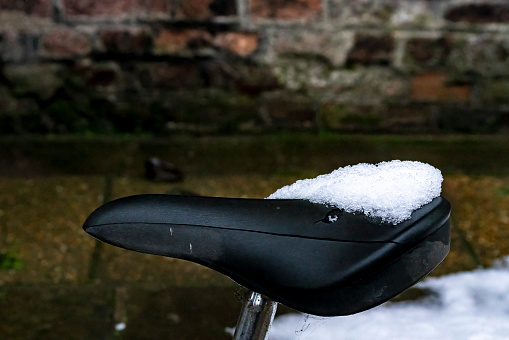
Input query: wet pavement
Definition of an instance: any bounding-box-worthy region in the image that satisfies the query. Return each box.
[0,134,508,339]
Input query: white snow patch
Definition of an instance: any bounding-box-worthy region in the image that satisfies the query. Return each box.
[115,322,126,331]
[268,160,443,224]
[225,327,235,336]
[269,260,509,340]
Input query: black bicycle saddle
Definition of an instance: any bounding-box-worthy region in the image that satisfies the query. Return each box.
[83,194,450,316]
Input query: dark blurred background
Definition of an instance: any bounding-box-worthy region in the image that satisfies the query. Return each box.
[1,0,509,339]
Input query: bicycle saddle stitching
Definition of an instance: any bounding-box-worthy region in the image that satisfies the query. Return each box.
[83,194,450,316]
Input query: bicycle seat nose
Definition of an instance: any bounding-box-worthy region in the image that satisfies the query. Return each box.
[83,194,450,316]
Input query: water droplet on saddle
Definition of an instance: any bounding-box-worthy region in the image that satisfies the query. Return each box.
[323,209,343,224]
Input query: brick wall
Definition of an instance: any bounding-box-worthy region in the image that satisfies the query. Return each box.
[1,0,509,134]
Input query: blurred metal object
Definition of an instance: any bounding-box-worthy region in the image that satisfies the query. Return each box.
[233,291,278,340]
[144,157,183,182]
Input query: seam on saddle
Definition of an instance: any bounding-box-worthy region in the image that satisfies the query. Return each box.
[86,222,404,245]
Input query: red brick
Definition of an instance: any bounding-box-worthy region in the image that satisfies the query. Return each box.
[346,34,394,65]
[145,0,171,14]
[41,27,91,59]
[140,63,203,89]
[61,0,142,16]
[99,28,152,54]
[411,72,470,102]
[174,0,213,20]
[209,0,237,16]
[213,32,258,56]
[445,4,509,23]
[250,0,322,20]
[0,0,52,17]
[154,29,212,54]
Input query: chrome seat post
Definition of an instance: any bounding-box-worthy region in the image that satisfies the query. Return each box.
[233,291,278,340]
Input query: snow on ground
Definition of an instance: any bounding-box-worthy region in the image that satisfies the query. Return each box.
[268,161,443,224]
[269,259,509,340]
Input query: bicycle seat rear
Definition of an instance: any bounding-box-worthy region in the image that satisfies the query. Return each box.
[83,194,450,316]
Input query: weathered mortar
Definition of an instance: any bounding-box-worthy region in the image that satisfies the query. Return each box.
[1,0,509,134]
